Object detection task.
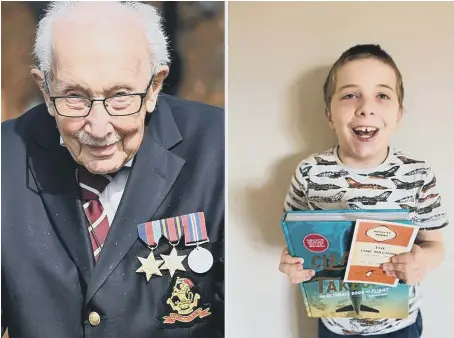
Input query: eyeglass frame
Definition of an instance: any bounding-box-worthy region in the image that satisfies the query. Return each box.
[44,72,156,118]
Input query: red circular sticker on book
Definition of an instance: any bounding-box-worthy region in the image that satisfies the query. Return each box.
[303,234,329,253]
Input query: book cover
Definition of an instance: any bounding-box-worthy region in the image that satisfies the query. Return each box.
[281,209,414,319]
[344,219,418,287]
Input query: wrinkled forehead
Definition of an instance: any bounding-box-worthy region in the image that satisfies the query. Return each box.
[50,5,151,89]
[335,58,398,91]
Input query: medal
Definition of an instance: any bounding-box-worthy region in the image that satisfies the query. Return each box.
[182,212,213,274]
[161,247,186,277]
[160,216,187,277]
[136,251,164,281]
[136,221,163,281]
[187,247,213,274]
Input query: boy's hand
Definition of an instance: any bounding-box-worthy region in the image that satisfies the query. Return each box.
[381,244,427,285]
[279,247,315,284]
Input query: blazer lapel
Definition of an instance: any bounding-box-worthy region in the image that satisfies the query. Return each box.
[27,108,94,286]
[85,97,185,305]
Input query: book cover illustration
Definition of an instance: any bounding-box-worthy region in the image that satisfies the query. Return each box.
[281,210,414,319]
[344,219,418,287]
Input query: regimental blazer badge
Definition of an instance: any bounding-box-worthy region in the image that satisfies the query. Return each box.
[158,276,211,327]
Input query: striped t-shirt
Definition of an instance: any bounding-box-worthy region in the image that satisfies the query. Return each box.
[284,146,448,335]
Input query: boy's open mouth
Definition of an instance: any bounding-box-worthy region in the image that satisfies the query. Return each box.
[352,126,379,140]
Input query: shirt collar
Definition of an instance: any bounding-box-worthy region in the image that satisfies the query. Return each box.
[60,136,134,168]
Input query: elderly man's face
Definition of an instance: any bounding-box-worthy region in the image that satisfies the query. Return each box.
[32,5,168,174]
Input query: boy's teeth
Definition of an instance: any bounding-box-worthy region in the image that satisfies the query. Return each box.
[353,127,378,132]
[358,133,374,139]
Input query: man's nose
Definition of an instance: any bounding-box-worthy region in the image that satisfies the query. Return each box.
[84,101,113,138]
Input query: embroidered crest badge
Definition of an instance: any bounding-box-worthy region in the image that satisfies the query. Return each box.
[158,276,211,327]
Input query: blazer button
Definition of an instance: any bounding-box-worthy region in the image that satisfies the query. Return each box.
[88,311,101,327]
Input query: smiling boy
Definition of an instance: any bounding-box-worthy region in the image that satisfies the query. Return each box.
[278,44,448,337]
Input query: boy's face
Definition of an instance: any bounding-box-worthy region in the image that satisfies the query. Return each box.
[327,58,403,165]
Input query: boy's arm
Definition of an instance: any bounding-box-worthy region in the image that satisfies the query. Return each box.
[383,165,448,283]
[384,229,445,284]
[415,228,444,271]
[412,165,448,271]
[284,162,311,212]
[279,162,316,284]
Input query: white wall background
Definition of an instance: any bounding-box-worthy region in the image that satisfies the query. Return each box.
[228,2,454,337]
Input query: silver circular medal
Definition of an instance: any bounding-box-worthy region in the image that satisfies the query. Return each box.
[188,247,213,274]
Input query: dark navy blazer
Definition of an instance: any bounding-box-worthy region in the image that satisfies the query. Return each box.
[1,94,224,338]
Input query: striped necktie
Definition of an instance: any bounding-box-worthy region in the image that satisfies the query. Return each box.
[77,166,115,262]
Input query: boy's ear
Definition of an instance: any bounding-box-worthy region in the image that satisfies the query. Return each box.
[396,106,405,125]
[325,107,335,130]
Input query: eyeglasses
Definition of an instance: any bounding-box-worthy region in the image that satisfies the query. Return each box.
[47,75,154,118]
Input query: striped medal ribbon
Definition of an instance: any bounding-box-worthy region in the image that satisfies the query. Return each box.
[181,212,213,274]
[159,216,187,277]
[136,221,164,281]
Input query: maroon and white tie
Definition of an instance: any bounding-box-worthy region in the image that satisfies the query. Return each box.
[78,167,115,262]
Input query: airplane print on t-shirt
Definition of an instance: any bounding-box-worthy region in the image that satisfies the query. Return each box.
[359,166,399,179]
[392,178,424,190]
[404,168,429,176]
[316,169,350,179]
[308,179,342,191]
[418,194,438,203]
[314,156,338,166]
[422,177,436,193]
[395,196,415,203]
[299,166,312,177]
[347,191,392,205]
[345,177,388,190]
[310,191,346,204]
[397,156,425,164]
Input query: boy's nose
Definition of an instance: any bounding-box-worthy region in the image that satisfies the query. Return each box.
[356,100,375,116]
[356,109,375,116]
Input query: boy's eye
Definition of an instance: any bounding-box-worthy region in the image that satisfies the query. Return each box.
[378,93,390,100]
[342,93,357,100]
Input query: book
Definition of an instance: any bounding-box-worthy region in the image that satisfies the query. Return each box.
[281,209,415,319]
[344,219,418,287]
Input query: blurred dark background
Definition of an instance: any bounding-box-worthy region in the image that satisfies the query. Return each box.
[1,1,225,121]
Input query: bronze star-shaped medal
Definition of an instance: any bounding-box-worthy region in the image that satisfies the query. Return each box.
[160,247,187,277]
[136,251,164,281]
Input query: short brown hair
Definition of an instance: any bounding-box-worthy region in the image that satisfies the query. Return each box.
[323,44,404,109]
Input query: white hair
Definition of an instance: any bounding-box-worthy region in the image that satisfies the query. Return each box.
[33,1,170,75]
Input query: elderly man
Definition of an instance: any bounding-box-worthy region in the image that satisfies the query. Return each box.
[1,2,224,338]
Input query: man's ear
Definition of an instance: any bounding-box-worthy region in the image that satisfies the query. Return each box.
[325,107,335,130]
[145,65,169,113]
[31,68,55,116]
